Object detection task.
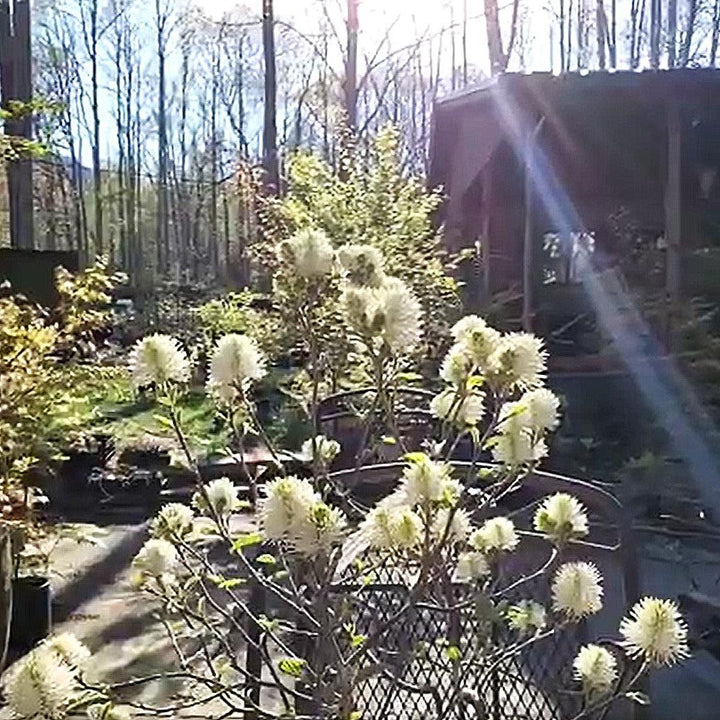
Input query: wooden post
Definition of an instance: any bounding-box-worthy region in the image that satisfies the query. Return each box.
[0,527,12,672]
[522,118,545,333]
[0,0,34,249]
[665,98,682,349]
[480,164,492,306]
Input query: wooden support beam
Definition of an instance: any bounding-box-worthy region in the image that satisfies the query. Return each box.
[0,0,34,249]
[665,98,682,348]
[522,118,545,333]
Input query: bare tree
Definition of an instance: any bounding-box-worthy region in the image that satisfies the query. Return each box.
[712,0,720,65]
[650,0,661,69]
[483,0,521,75]
[263,0,279,192]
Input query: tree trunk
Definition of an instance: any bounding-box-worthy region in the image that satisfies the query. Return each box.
[679,0,698,67]
[712,0,720,66]
[90,0,102,258]
[155,0,170,276]
[1,0,35,249]
[667,0,677,67]
[596,0,607,69]
[650,0,661,69]
[484,0,504,74]
[345,0,359,131]
[262,0,279,193]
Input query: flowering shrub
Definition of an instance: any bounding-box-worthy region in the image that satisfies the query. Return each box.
[258,126,460,378]
[5,241,688,720]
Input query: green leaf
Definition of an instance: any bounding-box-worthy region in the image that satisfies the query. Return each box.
[278,657,306,678]
[396,372,423,383]
[444,645,461,662]
[351,634,367,648]
[219,578,245,590]
[258,615,279,632]
[256,553,277,565]
[232,533,263,552]
[403,451,428,464]
[381,435,397,445]
[153,414,174,430]
[349,712,363,720]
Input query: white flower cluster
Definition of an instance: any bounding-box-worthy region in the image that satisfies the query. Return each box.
[151,502,194,540]
[570,597,689,695]
[430,316,558,456]
[348,455,521,582]
[491,388,560,466]
[573,644,618,694]
[193,477,243,518]
[534,492,589,543]
[7,633,91,720]
[284,228,335,278]
[506,600,548,635]
[619,597,689,666]
[129,334,190,389]
[261,476,346,556]
[301,435,341,466]
[552,561,604,619]
[337,244,386,287]
[206,333,266,405]
[132,537,178,587]
[342,276,423,355]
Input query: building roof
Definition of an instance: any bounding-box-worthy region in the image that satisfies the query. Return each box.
[434,68,720,111]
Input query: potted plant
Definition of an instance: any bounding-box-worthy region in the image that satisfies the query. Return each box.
[117,435,173,471]
[6,515,104,655]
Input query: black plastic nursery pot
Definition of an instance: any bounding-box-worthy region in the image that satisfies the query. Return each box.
[10,576,51,653]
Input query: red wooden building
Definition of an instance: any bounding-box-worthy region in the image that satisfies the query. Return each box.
[430,70,720,368]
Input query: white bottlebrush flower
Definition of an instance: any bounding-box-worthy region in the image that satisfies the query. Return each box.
[432,507,471,544]
[8,644,78,720]
[337,244,385,286]
[456,551,491,582]
[292,501,347,556]
[342,277,422,354]
[552,562,603,620]
[573,644,618,694]
[44,633,91,670]
[440,343,475,386]
[470,517,519,553]
[132,538,178,578]
[285,228,335,278]
[401,456,452,506]
[619,597,689,666]
[507,600,548,635]
[451,315,502,370]
[534,493,589,542]
[300,435,341,465]
[492,429,547,466]
[430,389,485,426]
[151,502,194,540]
[129,334,190,389]
[261,476,319,542]
[362,504,423,551]
[490,332,547,390]
[375,277,423,353]
[207,334,266,404]
[193,477,242,517]
[521,388,561,431]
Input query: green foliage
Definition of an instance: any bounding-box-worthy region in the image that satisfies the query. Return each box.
[193,291,285,360]
[0,261,124,492]
[55,257,126,353]
[258,126,460,357]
